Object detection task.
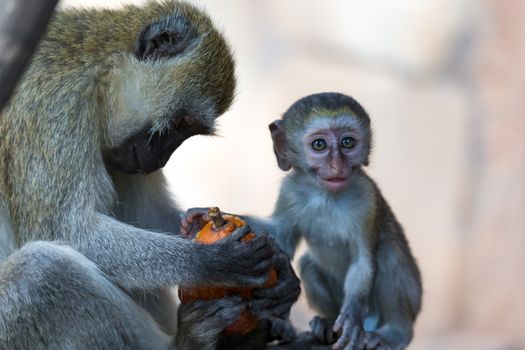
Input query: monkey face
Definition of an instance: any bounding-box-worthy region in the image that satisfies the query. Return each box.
[302,121,364,193]
[103,113,211,174]
[294,114,370,193]
[102,3,235,174]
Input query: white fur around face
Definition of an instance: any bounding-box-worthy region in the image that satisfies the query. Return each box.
[281,171,376,280]
[103,55,217,150]
[105,58,179,148]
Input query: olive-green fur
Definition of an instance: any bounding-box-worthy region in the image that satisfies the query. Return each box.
[282,92,370,134]
[0,0,235,245]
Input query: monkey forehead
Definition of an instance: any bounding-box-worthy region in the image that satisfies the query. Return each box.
[47,2,212,61]
[300,114,366,135]
[282,93,369,131]
[125,1,216,36]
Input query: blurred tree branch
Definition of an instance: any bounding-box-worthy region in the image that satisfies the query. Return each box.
[0,0,59,112]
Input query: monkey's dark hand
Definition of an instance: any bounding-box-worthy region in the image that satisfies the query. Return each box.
[248,248,301,320]
[179,207,210,238]
[195,225,276,288]
[332,304,366,350]
[175,296,245,350]
[309,316,337,344]
[270,317,297,343]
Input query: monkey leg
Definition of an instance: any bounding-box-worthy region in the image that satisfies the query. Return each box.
[130,288,179,336]
[299,253,343,344]
[363,240,421,350]
[0,241,171,350]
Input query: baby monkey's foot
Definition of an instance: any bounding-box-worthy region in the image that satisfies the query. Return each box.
[362,332,390,350]
[309,316,337,344]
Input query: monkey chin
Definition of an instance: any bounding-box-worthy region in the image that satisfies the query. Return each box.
[319,177,350,193]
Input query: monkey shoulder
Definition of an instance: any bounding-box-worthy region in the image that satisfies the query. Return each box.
[364,174,419,280]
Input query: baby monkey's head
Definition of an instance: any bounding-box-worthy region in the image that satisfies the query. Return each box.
[270,92,372,193]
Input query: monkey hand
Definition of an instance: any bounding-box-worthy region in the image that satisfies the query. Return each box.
[195,225,276,287]
[270,317,297,343]
[249,247,301,320]
[180,207,211,238]
[332,303,367,350]
[309,316,338,344]
[175,296,245,349]
[362,332,390,350]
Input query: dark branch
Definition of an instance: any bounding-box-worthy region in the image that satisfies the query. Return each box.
[0,0,59,112]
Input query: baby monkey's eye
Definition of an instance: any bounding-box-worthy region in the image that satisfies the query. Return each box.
[311,139,327,151]
[341,136,357,149]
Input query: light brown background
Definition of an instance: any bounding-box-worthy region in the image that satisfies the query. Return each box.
[60,1,525,348]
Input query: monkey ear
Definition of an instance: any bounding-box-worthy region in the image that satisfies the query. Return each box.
[269,120,292,171]
[134,23,195,60]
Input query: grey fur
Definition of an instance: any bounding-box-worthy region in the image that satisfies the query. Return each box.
[0,1,275,349]
[246,93,422,350]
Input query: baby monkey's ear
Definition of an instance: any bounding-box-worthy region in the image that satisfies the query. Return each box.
[269,120,292,171]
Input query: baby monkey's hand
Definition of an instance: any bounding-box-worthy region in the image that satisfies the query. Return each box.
[180,207,212,238]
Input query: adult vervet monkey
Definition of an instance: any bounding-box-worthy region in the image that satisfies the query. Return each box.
[0,1,299,349]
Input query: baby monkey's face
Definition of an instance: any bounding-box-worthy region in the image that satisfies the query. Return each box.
[301,116,367,193]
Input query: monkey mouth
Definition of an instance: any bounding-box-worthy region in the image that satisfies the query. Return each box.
[319,177,350,193]
[104,114,212,174]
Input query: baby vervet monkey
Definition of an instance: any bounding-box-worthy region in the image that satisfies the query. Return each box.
[183,92,422,350]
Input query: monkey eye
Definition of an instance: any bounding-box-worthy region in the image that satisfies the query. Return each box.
[341,136,357,149]
[311,139,327,151]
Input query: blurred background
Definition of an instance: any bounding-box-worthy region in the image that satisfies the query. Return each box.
[60,1,525,348]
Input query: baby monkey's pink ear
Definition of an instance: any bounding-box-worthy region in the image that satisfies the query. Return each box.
[269,120,292,171]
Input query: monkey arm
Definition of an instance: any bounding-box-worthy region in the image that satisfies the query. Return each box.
[332,245,374,349]
[66,213,274,292]
[341,252,374,312]
[242,215,301,259]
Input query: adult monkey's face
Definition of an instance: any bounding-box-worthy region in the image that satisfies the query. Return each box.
[103,2,235,174]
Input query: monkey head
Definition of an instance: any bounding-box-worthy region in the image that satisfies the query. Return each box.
[101,2,236,174]
[269,92,372,193]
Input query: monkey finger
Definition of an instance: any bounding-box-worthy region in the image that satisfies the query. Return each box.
[324,321,337,344]
[333,315,344,334]
[225,225,252,242]
[252,284,299,307]
[230,249,268,269]
[246,300,273,319]
[270,299,297,319]
[333,322,351,349]
[180,209,210,233]
[245,234,275,253]
[251,259,274,275]
[231,270,269,288]
[345,327,363,350]
[270,318,296,343]
[363,333,382,349]
[326,327,336,345]
[214,298,245,324]
[237,242,275,268]
[252,275,299,301]
[310,317,323,341]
